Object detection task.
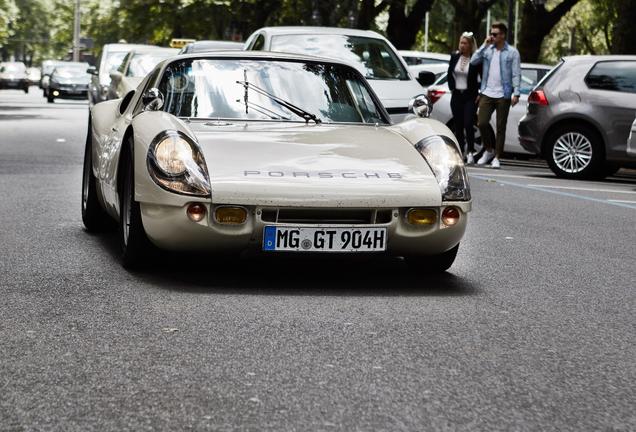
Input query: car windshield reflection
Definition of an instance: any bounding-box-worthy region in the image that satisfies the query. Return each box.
[158,59,388,124]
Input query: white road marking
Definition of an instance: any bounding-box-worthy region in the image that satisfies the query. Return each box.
[608,199,636,204]
[526,184,636,195]
[55,138,66,142]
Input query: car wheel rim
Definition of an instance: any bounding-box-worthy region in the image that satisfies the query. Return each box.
[553,132,592,174]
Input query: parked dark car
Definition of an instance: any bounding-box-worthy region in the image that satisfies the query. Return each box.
[519,55,636,179]
[47,63,90,103]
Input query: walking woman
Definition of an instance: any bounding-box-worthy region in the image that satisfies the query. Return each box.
[448,32,480,164]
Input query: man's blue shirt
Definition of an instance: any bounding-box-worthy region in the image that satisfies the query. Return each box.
[470,42,521,99]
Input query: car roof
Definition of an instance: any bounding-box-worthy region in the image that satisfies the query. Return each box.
[159,50,362,66]
[562,54,636,63]
[103,43,155,53]
[399,51,450,60]
[255,26,384,39]
[129,47,179,56]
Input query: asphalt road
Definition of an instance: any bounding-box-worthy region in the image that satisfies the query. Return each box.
[1,89,635,431]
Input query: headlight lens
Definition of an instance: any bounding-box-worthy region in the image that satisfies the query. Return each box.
[415,135,471,201]
[147,131,210,196]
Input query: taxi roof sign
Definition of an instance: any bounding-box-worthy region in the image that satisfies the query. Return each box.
[170,38,196,49]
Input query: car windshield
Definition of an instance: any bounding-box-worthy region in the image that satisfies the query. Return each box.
[1,63,26,73]
[105,51,127,72]
[54,66,89,78]
[127,52,175,77]
[270,34,409,81]
[157,58,387,124]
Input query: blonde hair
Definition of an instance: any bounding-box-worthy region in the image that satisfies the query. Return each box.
[459,32,477,54]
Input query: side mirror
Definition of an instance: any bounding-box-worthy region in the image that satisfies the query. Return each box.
[87,66,98,76]
[142,88,164,111]
[109,70,123,82]
[417,70,437,87]
[409,94,433,118]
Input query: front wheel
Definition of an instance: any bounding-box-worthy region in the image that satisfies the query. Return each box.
[23,86,29,94]
[119,143,154,269]
[47,94,54,103]
[545,124,604,179]
[82,125,110,232]
[404,244,460,273]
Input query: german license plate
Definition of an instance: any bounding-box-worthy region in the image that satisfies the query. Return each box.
[263,226,386,252]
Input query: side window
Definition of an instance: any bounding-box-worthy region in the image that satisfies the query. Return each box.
[585,61,636,93]
[117,53,129,74]
[520,69,539,95]
[251,34,265,51]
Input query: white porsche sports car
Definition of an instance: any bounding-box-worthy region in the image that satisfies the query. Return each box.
[82,52,471,271]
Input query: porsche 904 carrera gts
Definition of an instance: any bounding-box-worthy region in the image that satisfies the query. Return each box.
[82,52,471,271]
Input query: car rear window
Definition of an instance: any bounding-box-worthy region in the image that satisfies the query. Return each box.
[534,61,564,90]
[585,60,636,93]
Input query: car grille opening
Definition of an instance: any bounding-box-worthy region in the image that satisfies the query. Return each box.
[260,208,393,225]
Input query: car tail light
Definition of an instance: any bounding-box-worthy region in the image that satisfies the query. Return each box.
[528,90,549,106]
[427,88,447,104]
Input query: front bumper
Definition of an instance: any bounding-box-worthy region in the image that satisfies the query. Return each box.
[0,79,28,89]
[140,201,470,256]
[49,85,89,99]
[518,115,543,155]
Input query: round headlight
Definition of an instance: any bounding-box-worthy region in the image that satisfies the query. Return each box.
[153,135,192,176]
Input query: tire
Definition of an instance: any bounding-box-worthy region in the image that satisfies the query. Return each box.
[23,86,29,94]
[119,142,154,269]
[545,123,604,179]
[603,162,621,177]
[43,89,47,98]
[405,244,460,273]
[47,94,54,103]
[82,124,110,232]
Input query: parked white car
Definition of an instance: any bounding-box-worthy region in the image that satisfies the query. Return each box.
[107,47,178,100]
[243,27,431,123]
[399,51,450,67]
[427,63,552,155]
[83,52,471,271]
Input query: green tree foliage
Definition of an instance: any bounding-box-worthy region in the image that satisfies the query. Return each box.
[0,0,19,47]
[2,0,631,67]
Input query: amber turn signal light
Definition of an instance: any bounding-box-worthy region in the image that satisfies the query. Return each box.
[186,203,206,222]
[407,208,437,225]
[441,206,461,226]
[215,206,247,224]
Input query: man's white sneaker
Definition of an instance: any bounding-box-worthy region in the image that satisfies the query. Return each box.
[490,157,501,169]
[477,150,494,165]
[466,152,475,165]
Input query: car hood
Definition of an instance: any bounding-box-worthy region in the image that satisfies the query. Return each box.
[367,78,425,109]
[186,121,442,207]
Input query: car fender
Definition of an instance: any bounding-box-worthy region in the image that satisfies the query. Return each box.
[130,111,199,207]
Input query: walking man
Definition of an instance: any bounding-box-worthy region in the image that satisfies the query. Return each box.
[470,22,521,169]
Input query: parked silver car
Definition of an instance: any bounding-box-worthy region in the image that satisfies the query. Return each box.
[427,63,552,155]
[87,43,152,105]
[106,47,178,100]
[519,55,636,179]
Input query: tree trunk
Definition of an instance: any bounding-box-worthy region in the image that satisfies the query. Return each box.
[611,0,636,54]
[449,0,497,48]
[385,0,435,49]
[518,0,581,63]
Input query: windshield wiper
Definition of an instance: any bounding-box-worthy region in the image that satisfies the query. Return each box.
[237,70,322,124]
